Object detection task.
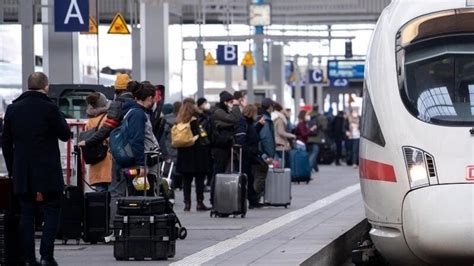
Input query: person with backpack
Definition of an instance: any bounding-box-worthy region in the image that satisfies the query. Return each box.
[210,91,241,207]
[107,82,158,225]
[84,92,112,192]
[173,100,212,212]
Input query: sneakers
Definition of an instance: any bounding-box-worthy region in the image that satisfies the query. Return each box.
[196,201,212,211]
[104,233,115,243]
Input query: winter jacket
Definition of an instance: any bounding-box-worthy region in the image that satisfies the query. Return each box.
[2,91,70,194]
[176,118,210,175]
[211,104,241,149]
[294,121,311,144]
[272,111,296,151]
[120,101,151,167]
[258,111,276,159]
[85,112,112,185]
[235,116,260,157]
[159,113,177,160]
[331,115,348,141]
[85,92,134,146]
[307,111,328,144]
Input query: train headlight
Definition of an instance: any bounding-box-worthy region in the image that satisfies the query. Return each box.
[403,147,437,188]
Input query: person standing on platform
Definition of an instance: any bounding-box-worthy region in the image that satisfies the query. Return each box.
[197,97,213,191]
[331,111,348,166]
[234,91,248,111]
[307,105,328,172]
[258,98,276,164]
[272,103,296,168]
[2,72,71,266]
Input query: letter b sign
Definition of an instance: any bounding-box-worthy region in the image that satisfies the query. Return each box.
[217,45,238,65]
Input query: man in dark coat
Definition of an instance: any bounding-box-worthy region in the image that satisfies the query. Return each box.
[330,111,348,166]
[2,72,71,266]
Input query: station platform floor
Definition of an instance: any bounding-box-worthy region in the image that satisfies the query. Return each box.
[52,165,365,265]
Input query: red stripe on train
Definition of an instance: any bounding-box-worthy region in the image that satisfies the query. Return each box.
[359,158,397,183]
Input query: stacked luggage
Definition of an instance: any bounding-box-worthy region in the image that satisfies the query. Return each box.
[264,150,291,208]
[113,151,187,261]
[211,145,247,218]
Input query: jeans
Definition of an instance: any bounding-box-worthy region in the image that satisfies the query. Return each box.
[349,139,360,166]
[94,183,109,192]
[109,162,128,228]
[183,175,205,202]
[307,143,320,172]
[20,193,61,261]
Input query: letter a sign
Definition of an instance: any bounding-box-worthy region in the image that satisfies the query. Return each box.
[54,0,89,32]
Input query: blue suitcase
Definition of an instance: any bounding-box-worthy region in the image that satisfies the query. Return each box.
[290,149,312,183]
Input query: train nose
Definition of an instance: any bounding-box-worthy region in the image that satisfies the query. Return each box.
[402,184,474,264]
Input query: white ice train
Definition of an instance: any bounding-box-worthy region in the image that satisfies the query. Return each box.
[360,0,474,265]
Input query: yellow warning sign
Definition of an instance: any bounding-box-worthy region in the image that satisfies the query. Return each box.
[82,16,98,35]
[107,13,130,35]
[204,52,217,66]
[241,51,255,66]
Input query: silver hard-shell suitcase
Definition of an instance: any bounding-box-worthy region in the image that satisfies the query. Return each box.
[211,146,247,218]
[264,151,291,208]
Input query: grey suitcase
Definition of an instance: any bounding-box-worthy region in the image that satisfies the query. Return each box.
[264,151,291,208]
[211,146,247,218]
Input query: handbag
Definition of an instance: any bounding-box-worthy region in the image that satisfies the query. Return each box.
[79,114,108,165]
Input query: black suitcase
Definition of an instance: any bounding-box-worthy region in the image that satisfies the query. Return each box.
[0,211,24,265]
[113,213,177,261]
[57,185,83,244]
[117,196,166,216]
[83,191,110,244]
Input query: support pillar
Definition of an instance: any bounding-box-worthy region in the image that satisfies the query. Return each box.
[305,54,314,105]
[294,56,301,119]
[131,0,141,81]
[317,85,324,112]
[140,1,169,98]
[20,0,35,90]
[255,36,265,85]
[246,66,254,103]
[225,65,232,91]
[196,42,204,98]
[42,0,80,84]
[269,44,284,104]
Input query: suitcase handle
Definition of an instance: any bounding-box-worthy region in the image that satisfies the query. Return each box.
[274,146,286,172]
[230,145,243,174]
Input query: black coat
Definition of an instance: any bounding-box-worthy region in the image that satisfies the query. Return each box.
[176,119,210,176]
[2,91,71,194]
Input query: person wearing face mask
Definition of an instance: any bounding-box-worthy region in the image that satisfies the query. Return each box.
[295,110,316,146]
[331,111,348,166]
[209,91,241,207]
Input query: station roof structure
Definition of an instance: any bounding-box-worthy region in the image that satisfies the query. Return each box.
[1,0,391,25]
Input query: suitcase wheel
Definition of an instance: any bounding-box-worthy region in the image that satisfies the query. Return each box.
[210,211,214,218]
[62,240,67,245]
[115,257,125,261]
[178,227,187,240]
[306,181,310,184]
[241,213,246,218]
[284,205,288,209]
[76,239,80,245]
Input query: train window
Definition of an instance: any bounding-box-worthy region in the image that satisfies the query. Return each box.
[400,36,474,126]
[361,83,386,147]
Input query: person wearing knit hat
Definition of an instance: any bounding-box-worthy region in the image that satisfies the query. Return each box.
[114,73,130,91]
[219,91,234,104]
[84,92,113,192]
[86,92,109,118]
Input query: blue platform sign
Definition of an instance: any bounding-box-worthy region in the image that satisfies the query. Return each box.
[308,69,324,84]
[330,78,349,88]
[327,60,365,80]
[54,0,89,32]
[217,45,238,65]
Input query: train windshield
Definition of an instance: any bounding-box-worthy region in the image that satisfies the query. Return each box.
[403,45,474,126]
[398,9,474,126]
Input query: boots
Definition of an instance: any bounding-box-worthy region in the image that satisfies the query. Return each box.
[184,201,191,212]
[196,201,211,211]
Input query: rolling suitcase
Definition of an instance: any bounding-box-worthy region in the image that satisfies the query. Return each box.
[290,149,312,183]
[211,145,247,218]
[83,191,110,244]
[57,145,84,244]
[264,150,291,208]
